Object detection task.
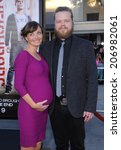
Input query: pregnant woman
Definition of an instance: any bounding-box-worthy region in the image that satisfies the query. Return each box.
[14,21,53,150]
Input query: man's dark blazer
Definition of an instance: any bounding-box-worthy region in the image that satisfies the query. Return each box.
[39,35,98,118]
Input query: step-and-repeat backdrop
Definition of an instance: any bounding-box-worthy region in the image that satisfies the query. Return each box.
[0,0,41,119]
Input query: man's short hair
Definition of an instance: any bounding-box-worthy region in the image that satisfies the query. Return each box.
[54,6,73,21]
[15,0,23,4]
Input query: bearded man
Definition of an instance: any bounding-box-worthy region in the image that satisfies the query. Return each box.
[39,6,98,150]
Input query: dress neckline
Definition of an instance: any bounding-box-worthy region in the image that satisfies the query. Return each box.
[23,50,42,61]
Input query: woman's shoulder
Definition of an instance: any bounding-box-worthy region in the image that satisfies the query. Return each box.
[18,50,29,57]
[15,50,29,63]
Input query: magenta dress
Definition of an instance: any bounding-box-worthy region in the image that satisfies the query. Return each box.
[14,50,53,147]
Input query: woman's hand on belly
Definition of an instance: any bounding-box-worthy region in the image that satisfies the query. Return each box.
[33,100,49,112]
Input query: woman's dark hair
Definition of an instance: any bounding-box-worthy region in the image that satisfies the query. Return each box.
[21,21,42,38]
[54,6,73,21]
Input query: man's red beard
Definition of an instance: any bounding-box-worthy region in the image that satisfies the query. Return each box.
[55,27,73,39]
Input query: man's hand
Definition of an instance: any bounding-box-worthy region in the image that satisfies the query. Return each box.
[83,111,94,122]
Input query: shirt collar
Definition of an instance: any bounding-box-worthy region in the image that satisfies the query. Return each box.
[55,35,72,45]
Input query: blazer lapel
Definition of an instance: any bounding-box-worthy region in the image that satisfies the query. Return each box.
[67,36,77,73]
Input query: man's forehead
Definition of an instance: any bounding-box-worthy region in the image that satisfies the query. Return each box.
[55,11,71,17]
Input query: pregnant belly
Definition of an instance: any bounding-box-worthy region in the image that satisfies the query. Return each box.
[27,83,53,105]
